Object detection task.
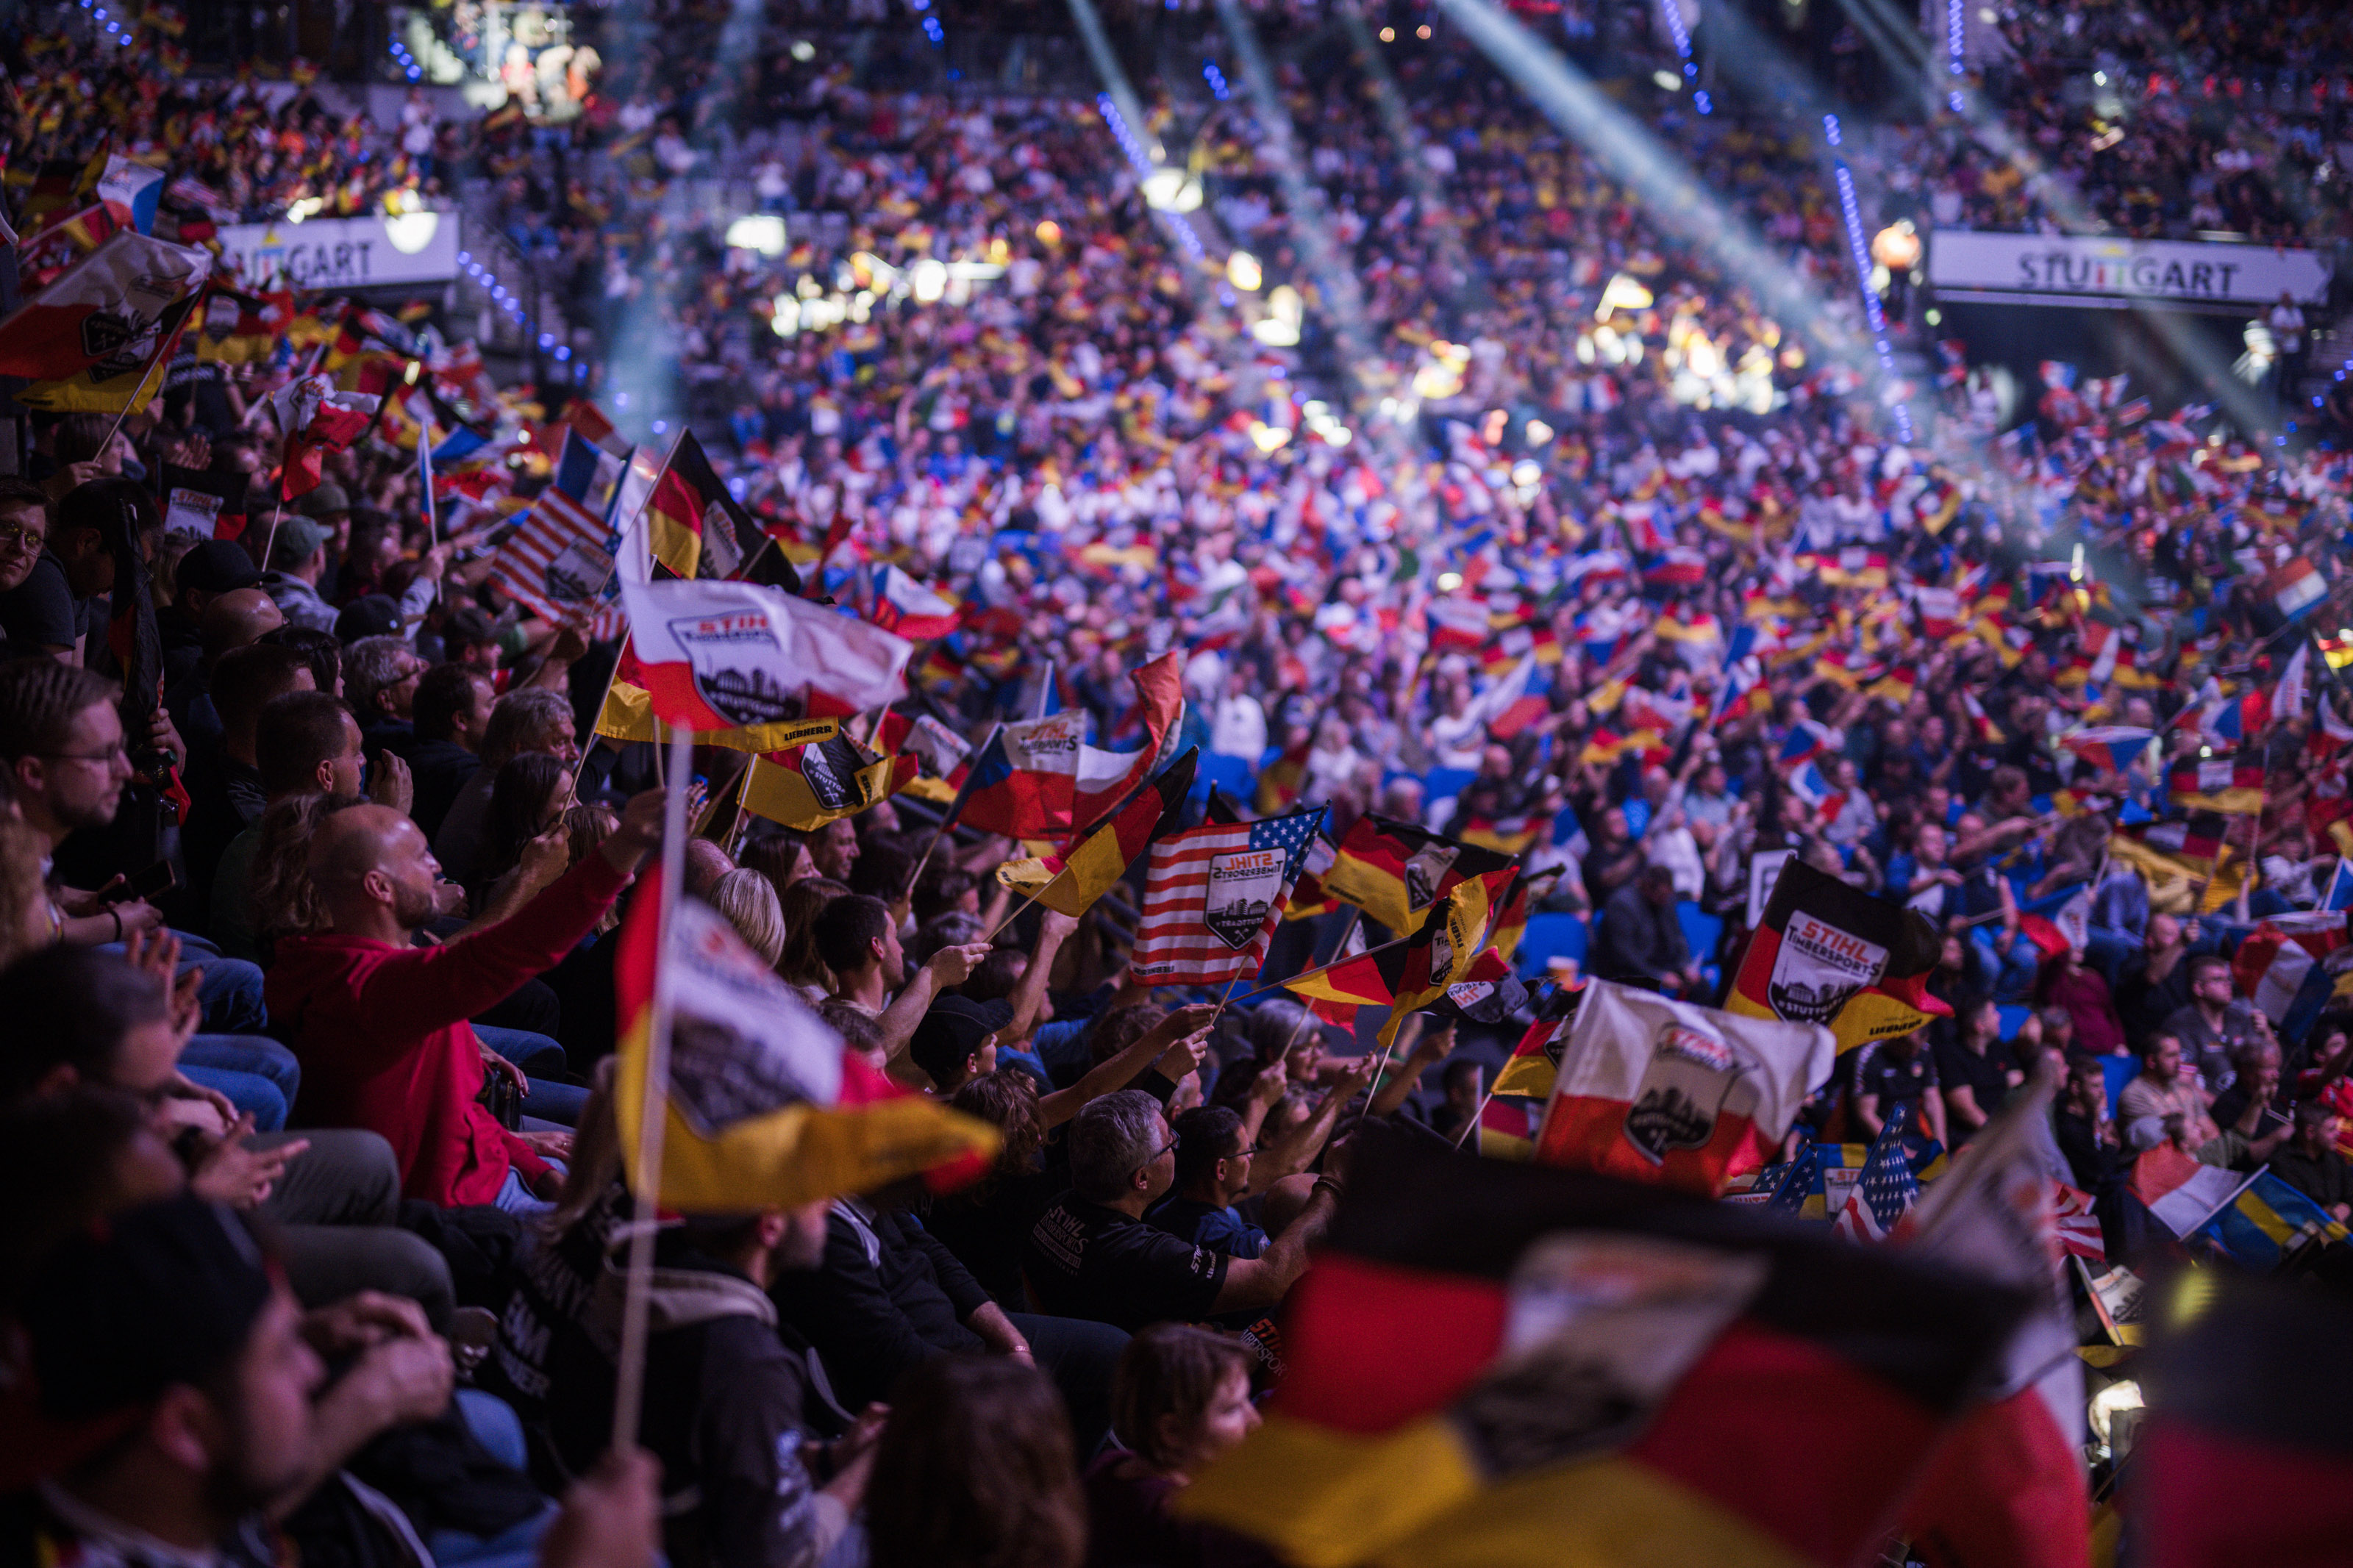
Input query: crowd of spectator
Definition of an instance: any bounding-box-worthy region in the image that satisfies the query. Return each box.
[3,1,2353,1564]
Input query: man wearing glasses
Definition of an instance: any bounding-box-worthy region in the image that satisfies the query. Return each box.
[0,479,66,660]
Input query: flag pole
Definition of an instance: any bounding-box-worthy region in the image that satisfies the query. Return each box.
[93,300,188,459]
[611,722,693,1451]
[902,721,1001,900]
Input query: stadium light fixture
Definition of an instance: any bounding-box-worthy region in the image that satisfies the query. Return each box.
[726,215,789,255]
[1226,250,1263,292]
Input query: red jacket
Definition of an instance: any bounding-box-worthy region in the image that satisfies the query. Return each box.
[268,853,632,1206]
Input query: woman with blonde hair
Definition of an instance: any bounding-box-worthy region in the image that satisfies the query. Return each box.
[707,866,787,967]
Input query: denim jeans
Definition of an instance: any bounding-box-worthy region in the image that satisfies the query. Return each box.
[474,1025,590,1125]
[180,1034,302,1130]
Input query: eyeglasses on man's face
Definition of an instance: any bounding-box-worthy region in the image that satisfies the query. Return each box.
[0,518,46,554]
[1133,1130,1181,1173]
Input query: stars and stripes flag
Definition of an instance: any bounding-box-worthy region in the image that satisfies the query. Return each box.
[1832,1100,1924,1243]
[2053,1181,2104,1263]
[490,429,628,636]
[1132,809,1326,987]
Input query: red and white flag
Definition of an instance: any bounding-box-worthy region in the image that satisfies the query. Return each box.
[270,373,380,500]
[1424,595,1490,651]
[1132,809,1326,987]
[0,229,210,381]
[2053,1181,2104,1263]
[867,565,963,641]
[1529,978,1834,1197]
[2130,1143,2251,1238]
[618,578,911,734]
[1895,1075,2090,1568]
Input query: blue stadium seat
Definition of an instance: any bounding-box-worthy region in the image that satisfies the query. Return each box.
[1194,751,1255,804]
[1515,912,1588,980]
[1421,767,1477,808]
[1675,901,1724,991]
[1996,1004,2032,1042]
[2098,1053,2138,1120]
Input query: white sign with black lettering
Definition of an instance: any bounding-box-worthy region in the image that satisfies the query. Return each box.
[214,212,463,288]
[1929,231,2329,307]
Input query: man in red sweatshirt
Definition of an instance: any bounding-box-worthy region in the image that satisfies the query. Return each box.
[267,788,665,1209]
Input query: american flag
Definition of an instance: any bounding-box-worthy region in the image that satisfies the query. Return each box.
[1132,809,1324,987]
[2052,1181,2104,1263]
[489,429,626,636]
[1833,1103,1922,1244]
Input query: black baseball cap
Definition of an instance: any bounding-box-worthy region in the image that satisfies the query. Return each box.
[910,995,1012,1086]
[335,594,404,642]
[175,538,263,597]
[21,1195,276,1422]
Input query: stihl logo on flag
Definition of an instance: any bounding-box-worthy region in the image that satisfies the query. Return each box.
[0,229,210,382]
[618,578,912,736]
[1530,978,1833,1196]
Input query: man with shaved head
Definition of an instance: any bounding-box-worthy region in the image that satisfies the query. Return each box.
[265,787,667,1209]
[166,586,288,766]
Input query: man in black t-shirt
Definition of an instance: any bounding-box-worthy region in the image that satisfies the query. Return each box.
[1852,1033,1946,1147]
[1024,1089,1340,1333]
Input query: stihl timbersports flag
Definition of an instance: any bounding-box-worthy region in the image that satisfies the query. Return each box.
[959,649,1185,839]
[15,286,201,413]
[615,578,912,737]
[0,229,210,381]
[1727,856,1949,1053]
[1134,807,1326,987]
[1176,1128,2027,1568]
[740,735,918,833]
[996,750,1196,917]
[1320,813,1516,935]
[613,874,996,1210]
[2167,756,2267,815]
[1532,978,1834,1196]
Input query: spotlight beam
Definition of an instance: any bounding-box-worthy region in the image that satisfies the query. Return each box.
[1433,0,1878,404]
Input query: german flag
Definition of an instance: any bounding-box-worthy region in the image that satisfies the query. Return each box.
[1176,1129,2029,1568]
[2108,815,2227,880]
[2136,1275,2353,1565]
[1321,815,1515,937]
[740,734,917,833]
[1475,1097,1538,1160]
[193,284,293,364]
[640,429,774,583]
[1726,856,1948,1054]
[1578,726,1663,767]
[2167,756,2267,815]
[1286,873,1512,1042]
[995,750,1195,917]
[1490,987,1581,1100]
